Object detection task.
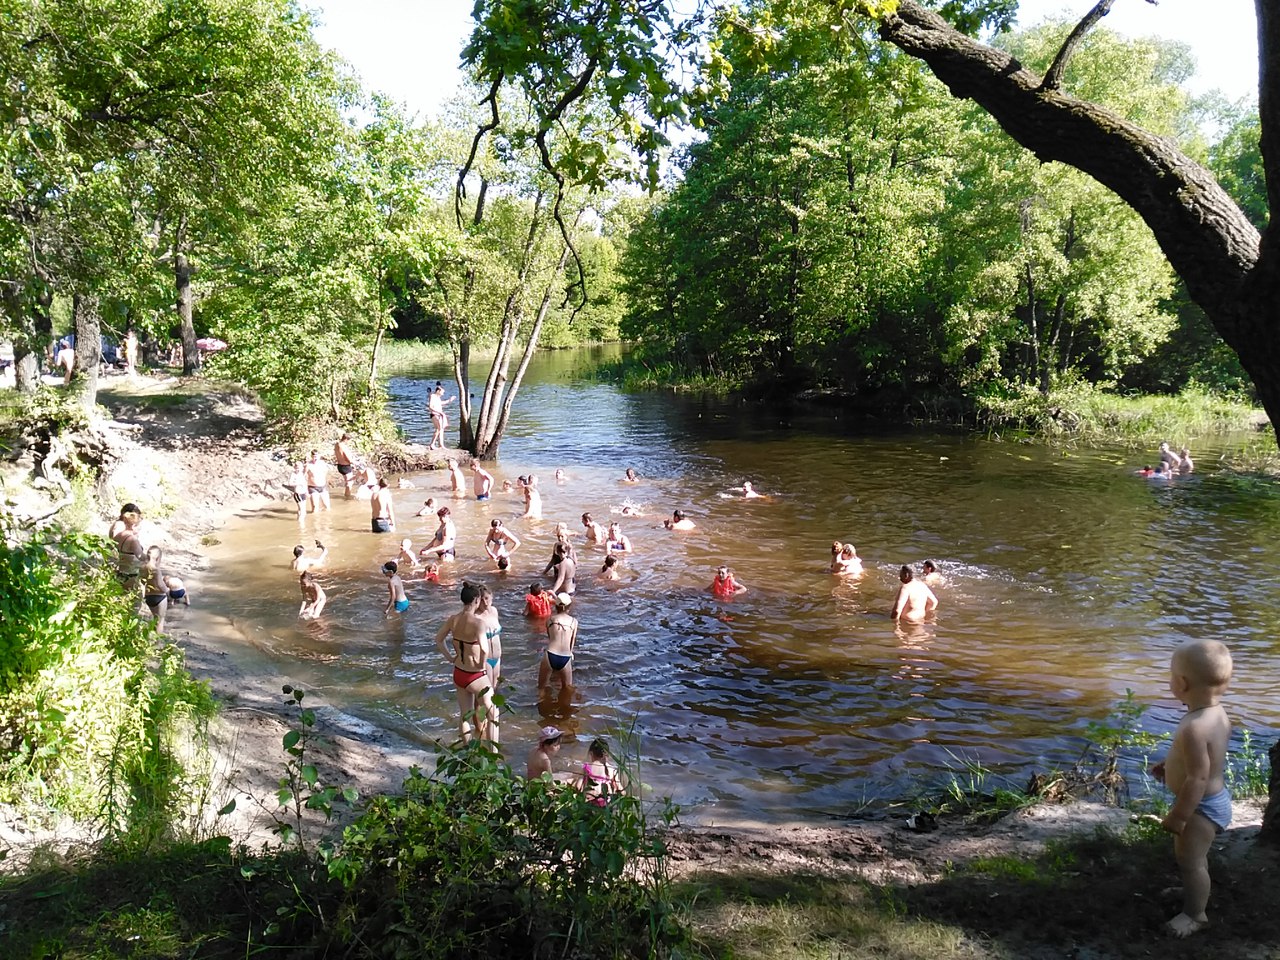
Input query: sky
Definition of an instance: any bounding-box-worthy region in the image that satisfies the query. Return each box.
[308,0,1260,122]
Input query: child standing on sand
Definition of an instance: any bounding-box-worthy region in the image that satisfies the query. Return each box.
[383,561,409,617]
[1150,639,1233,938]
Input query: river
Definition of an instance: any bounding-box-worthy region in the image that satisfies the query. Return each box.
[192,345,1280,821]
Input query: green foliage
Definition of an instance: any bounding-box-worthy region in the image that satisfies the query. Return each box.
[271,685,357,851]
[0,520,214,836]
[327,740,686,959]
[1227,728,1270,800]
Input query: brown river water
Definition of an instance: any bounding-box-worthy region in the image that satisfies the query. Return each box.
[190,346,1280,821]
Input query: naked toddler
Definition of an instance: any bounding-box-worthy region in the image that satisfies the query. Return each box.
[1150,639,1233,938]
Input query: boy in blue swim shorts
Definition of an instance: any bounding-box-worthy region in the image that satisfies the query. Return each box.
[382,561,410,617]
[1150,639,1233,939]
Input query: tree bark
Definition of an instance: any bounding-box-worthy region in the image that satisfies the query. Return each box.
[175,240,200,376]
[71,293,100,412]
[1261,739,1280,844]
[879,2,1279,441]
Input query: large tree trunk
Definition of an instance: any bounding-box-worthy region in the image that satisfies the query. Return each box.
[3,284,48,393]
[70,293,100,412]
[175,244,199,376]
[876,0,1280,845]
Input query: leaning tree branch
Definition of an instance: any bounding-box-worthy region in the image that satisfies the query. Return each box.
[1041,0,1134,91]
[878,1,1260,332]
[455,72,503,230]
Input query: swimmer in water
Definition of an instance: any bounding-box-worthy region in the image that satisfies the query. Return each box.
[619,501,644,517]
[472,461,494,500]
[622,467,639,483]
[485,518,522,565]
[422,560,441,583]
[1135,465,1155,477]
[664,509,696,531]
[605,522,632,555]
[742,481,764,499]
[1179,446,1194,474]
[710,565,747,598]
[396,538,418,569]
[598,555,620,581]
[920,559,942,586]
[525,582,554,617]
[581,512,604,544]
[521,476,543,520]
[415,497,438,518]
[831,543,862,575]
[548,541,577,596]
[299,571,326,620]
[527,725,562,781]
[501,479,514,493]
[291,540,328,573]
[383,560,409,617]
[555,468,567,483]
[891,565,938,623]
[446,458,466,497]
[1158,442,1183,472]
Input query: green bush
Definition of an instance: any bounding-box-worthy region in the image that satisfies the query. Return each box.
[326,741,687,959]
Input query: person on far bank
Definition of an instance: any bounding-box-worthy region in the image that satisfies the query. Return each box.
[527,726,563,781]
[371,476,396,533]
[891,565,937,623]
[382,560,409,617]
[334,432,357,497]
[1150,639,1233,939]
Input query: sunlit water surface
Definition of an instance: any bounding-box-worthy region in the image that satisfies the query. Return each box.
[190,346,1280,820]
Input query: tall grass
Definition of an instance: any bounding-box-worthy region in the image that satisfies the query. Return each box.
[375,339,457,374]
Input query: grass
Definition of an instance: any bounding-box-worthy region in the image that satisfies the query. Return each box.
[593,356,744,393]
[375,339,459,374]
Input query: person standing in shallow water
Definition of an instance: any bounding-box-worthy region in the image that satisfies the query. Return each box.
[435,583,499,744]
[891,565,937,623]
[371,477,396,533]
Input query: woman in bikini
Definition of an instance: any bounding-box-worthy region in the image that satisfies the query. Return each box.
[114,509,146,590]
[578,739,623,806]
[605,522,631,555]
[476,583,503,691]
[421,507,457,562]
[538,592,578,696]
[434,583,499,743]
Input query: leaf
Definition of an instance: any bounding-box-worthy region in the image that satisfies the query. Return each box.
[217,798,237,816]
[282,730,301,750]
[302,764,318,787]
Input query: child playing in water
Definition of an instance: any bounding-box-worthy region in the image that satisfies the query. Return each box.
[141,546,170,632]
[164,574,190,606]
[299,571,326,620]
[577,739,624,806]
[598,555,620,581]
[383,561,409,616]
[397,538,418,570]
[710,566,747,598]
[422,561,440,584]
[524,582,554,618]
[1150,639,1233,938]
[291,540,327,573]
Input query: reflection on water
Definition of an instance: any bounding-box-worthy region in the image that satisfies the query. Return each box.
[192,345,1280,820]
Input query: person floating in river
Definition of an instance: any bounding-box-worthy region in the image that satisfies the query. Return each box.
[710,566,746,598]
[382,560,409,617]
[891,565,938,623]
[622,467,639,483]
[291,540,327,573]
[299,571,326,620]
[664,509,696,531]
[831,543,862,576]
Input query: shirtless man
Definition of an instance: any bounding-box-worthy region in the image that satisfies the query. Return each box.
[370,477,396,533]
[831,543,862,575]
[291,540,327,573]
[892,565,938,623]
[472,462,495,500]
[1159,442,1183,472]
[435,583,498,743]
[55,340,75,384]
[304,450,331,513]
[921,559,942,586]
[287,462,308,521]
[334,432,356,497]
[538,593,578,695]
[485,518,521,563]
[581,512,604,544]
[421,506,457,562]
[664,509,696,531]
[299,571,326,619]
[446,458,466,498]
[522,476,543,520]
[1179,446,1194,474]
[741,481,764,499]
[527,726,562,780]
[622,467,639,483]
[548,542,577,596]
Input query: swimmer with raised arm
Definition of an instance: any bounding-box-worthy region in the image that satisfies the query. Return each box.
[472,461,494,500]
[382,560,409,616]
[1150,639,1233,938]
[891,565,938,623]
[291,540,328,573]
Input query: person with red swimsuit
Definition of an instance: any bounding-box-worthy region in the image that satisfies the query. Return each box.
[434,582,499,744]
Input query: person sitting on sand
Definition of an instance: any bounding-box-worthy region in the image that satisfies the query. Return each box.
[420,507,457,561]
[527,726,563,780]
[605,522,632,555]
[710,566,747,599]
[1150,639,1233,939]
[1179,446,1194,474]
[382,560,409,617]
[446,458,466,497]
[664,509,696,531]
[831,543,862,575]
[291,540,328,573]
[472,461,494,500]
[892,565,938,623]
[539,593,578,695]
[581,512,604,544]
[525,582,554,618]
[598,555,620,581]
[141,546,170,632]
[578,739,624,806]
[299,571,326,619]
[415,497,438,518]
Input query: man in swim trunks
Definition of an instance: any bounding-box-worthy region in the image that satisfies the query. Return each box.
[538,592,578,695]
[581,512,604,544]
[434,583,499,743]
[891,565,938,623]
[382,560,409,617]
[334,432,356,497]
[304,450,331,513]
[472,461,494,500]
[371,476,396,533]
[421,506,457,561]
[291,540,327,573]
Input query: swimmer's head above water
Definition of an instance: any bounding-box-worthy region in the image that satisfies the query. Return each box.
[899,565,913,583]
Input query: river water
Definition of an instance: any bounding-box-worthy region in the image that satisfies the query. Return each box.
[193,345,1280,821]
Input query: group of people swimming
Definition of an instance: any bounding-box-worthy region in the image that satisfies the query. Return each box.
[1136,441,1195,479]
